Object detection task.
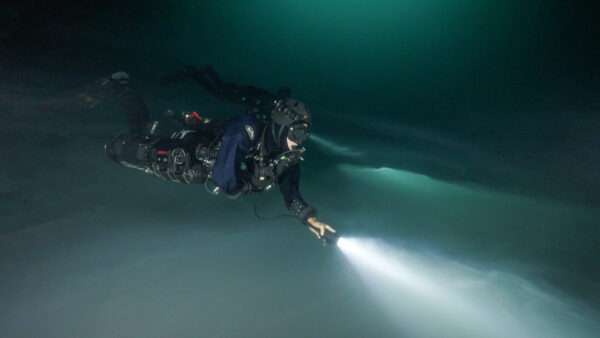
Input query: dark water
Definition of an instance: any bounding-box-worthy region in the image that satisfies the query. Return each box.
[1,2,599,337]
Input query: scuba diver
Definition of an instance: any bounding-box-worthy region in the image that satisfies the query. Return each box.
[104,68,336,241]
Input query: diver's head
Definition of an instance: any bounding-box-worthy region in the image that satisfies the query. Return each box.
[271,98,311,150]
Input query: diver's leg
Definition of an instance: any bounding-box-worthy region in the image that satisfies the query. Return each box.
[103,74,171,178]
[187,65,224,98]
[121,89,151,136]
[104,134,155,172]
[167,65,262,104]
[202,65,225,88]
[161,65,276,109]
[104,72,151,136]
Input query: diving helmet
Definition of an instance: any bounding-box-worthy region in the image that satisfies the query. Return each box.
[271,98,311,145]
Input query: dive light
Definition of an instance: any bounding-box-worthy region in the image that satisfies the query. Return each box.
[322,231,340,245]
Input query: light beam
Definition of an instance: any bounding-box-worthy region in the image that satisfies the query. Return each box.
[337,237,600,338]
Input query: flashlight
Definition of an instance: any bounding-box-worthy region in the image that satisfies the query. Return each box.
[322,230,340,246]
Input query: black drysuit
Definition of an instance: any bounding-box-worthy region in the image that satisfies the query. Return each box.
[105,71,315,222]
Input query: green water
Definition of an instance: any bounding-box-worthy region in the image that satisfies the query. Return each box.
[1,1,598,337]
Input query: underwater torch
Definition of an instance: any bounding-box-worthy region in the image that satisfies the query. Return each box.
[322,230,340,245]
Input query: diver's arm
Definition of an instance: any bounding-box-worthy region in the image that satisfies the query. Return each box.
[163,65,279,111]
[278,164,317,223]
[278,166,335,239]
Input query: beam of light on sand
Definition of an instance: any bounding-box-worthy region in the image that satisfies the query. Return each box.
[337,238,436,295]
[337,237,600,338]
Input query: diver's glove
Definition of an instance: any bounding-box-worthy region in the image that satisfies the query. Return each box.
[306,217,336,240]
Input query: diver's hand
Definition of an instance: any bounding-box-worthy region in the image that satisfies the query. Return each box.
[307,217,336,239]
